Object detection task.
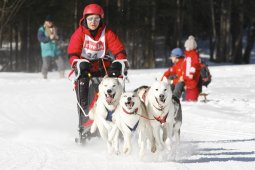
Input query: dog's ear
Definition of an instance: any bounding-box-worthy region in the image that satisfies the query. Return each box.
[133,92,138,97]
[162,76,169,84]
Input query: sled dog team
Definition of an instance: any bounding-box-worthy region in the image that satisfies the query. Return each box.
[88,76,182,158]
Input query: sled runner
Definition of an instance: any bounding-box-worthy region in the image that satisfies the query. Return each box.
[199,92,209,103]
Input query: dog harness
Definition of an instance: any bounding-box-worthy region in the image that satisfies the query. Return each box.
[152,104,169,124]
[122,107,138,115]
[154,113,169,124]
[122,107,139,131]
[126,121,139,132]
[105,107,115,122]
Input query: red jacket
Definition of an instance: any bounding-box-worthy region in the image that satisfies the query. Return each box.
[163,58,185,85]
[183,50,201,89]
[68,18,127,73]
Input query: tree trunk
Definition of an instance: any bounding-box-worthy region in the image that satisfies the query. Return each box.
[232,0,244,64]
[243,21,255,64]
[15,24,19,72]
[10,25,13,71]
[74,0,78,30]
[148,0,156,68]
[19,15,28,71]
[0,0,7,48]
[215,0,231,63]
[210,0,217,61]
[175,0,183,47]
[0,29,3,48]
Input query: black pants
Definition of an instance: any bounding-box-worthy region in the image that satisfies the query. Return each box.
[76,77,101,128]
[171,82,185,99]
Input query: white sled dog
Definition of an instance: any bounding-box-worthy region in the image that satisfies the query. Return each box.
[136,77,182,151]
[110,91,156,158]
[89,76,123,152]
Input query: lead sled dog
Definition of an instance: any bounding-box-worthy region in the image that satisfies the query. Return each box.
[136,78,182,151]
[109,91,156,158]
[89,76,123,152]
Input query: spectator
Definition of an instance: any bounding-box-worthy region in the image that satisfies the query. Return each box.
[162,48,185,99]
[183,35,201,101]
[37,15,65,79]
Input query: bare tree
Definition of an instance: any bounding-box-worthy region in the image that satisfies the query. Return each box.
[232,0,244,64]
[175,0,183,47]
[209,0,217,61]
[0,0,26,48]
[243,20,255,64]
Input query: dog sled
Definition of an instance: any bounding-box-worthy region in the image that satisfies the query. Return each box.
[69,58,128,144]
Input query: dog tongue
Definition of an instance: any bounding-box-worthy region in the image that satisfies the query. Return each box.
[126,101,134,109]
[106,96,113,103]
[129,102,134,107]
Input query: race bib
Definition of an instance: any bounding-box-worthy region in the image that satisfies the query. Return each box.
[81,28,106,61]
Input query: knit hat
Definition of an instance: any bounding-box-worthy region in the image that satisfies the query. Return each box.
[184,35,197,51]
[45,15,53,22]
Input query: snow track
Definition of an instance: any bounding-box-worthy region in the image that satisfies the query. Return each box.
[0,66,255,170]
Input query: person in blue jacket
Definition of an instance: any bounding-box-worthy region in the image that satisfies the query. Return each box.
[37,15,65,79]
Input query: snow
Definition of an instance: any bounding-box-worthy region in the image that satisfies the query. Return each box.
[0,65,255,170]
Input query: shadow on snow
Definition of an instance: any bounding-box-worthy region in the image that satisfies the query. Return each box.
[177,138,255,163]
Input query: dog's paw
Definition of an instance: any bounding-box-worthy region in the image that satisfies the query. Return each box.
[123,147,130,154]
[151,144,157,153]
[114,150,120,155]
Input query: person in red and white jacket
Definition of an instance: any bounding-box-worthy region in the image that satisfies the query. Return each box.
[67,4,129,137]
[68,4,128,76]
[162,48,185,99]
[183,35,201,101]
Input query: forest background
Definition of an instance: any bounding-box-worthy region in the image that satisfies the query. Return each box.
[1,0,254,72]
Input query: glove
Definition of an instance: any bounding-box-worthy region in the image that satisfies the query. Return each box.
[108,59,129,77]
[108,61,122,77]
[75,60,91,78]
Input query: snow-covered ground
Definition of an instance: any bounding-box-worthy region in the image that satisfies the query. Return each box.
[0,65,255,170]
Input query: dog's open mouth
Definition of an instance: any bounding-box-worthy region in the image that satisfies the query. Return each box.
[160,98,166,103]
[156,97,166,104]
[125,101,134,109]
[105,93,116,104]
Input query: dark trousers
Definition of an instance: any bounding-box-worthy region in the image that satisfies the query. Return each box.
[76,77,101,128]
[171,82,185,99]
[41,56,65,77]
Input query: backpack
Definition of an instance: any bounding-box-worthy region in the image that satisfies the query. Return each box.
[200,60,212,87]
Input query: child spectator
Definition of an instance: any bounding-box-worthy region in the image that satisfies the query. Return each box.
[183,35,201,101]
[162,48,185,99]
